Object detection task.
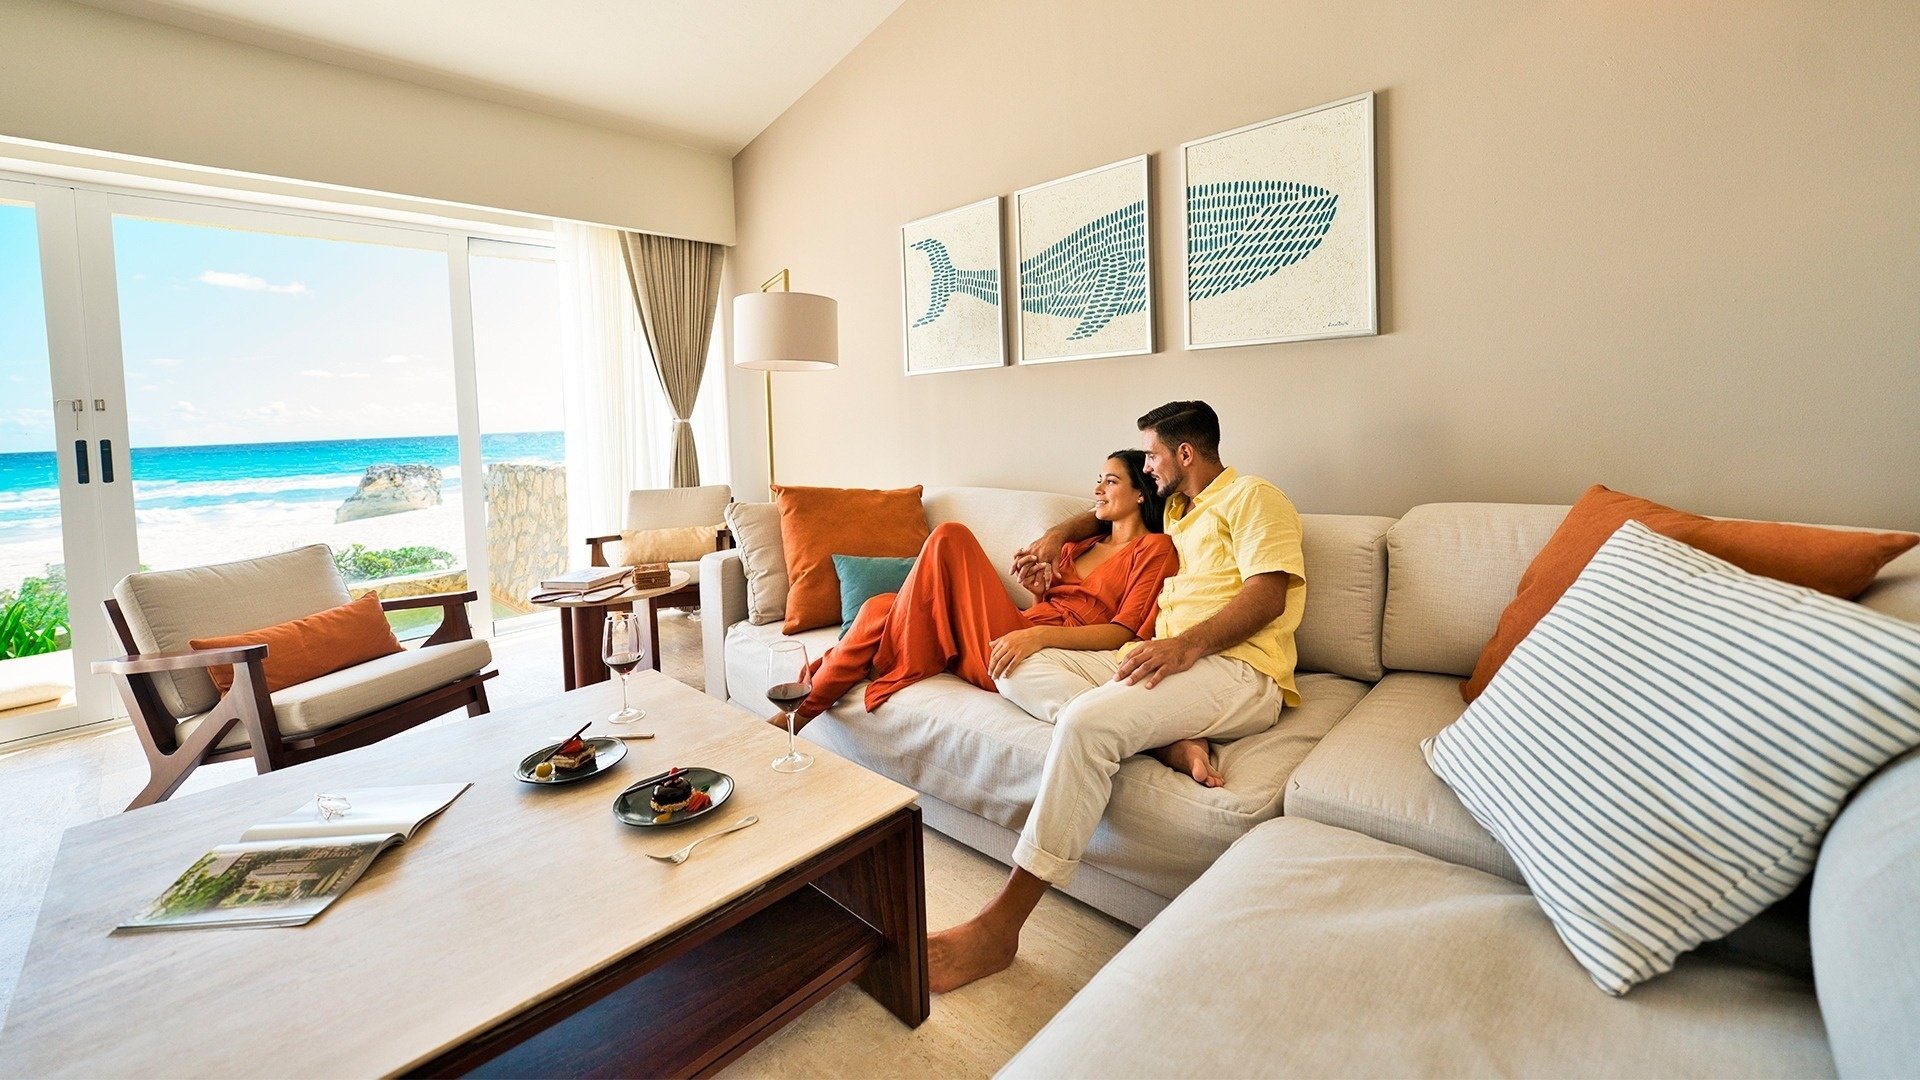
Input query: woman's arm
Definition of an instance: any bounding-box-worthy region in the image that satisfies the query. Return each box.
[988,622,1136,679]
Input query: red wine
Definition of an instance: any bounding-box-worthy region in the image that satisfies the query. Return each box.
[606,653,642,676]
[767,681,812,709]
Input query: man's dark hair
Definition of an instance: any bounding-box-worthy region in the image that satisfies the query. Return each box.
[1137,400,1221,461]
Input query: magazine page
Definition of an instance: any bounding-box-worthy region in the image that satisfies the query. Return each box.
[116,835,399,933]
[238,782,470,843]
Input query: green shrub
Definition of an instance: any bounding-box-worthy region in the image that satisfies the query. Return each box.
[331,544,458,584]
[0,564,70,660]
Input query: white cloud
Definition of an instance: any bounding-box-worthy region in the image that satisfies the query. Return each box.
[196,270,310,295]
[170,401,200,416]
[299,369,371,380]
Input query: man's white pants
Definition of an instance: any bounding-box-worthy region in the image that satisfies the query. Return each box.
[996,648,1283,884]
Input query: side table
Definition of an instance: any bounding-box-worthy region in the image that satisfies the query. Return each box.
[528,568,692,691]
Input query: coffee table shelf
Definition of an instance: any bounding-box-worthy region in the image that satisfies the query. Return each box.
[460,884,882,1078]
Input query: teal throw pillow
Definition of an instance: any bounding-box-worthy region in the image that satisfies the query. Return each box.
[833,555,916,638]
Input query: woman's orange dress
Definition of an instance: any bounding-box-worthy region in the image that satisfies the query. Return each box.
[798,521,1179,719]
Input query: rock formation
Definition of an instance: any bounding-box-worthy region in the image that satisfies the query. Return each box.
[336,464,443,522]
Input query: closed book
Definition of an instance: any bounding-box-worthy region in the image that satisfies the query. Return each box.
[539,567,628,593]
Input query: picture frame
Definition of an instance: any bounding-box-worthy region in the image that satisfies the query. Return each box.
[1181,91,1377,349]
[900,196,1007,376]
[1012,155,1154,365]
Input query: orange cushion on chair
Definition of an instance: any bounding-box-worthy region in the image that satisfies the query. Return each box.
[1461,485,1920,702]
[772,485,930,634]
[191,591,405,696]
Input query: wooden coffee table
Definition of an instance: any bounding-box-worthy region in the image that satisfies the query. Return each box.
[0,672,926,1078]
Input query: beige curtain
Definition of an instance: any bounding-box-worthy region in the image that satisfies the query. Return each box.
[619,232,725,488]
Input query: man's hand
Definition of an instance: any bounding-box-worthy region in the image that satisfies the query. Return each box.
[1114,636,1205,688]
[1017,559,1054,598]
[988,628,1048,680]
[1011,532,1066,585]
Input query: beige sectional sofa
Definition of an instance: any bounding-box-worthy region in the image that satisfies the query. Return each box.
[702,488,1920,1075]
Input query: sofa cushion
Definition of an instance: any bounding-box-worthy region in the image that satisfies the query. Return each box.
[1002,817,1831,1080]
[723,501,787,625]
[1461,485,1919,701]
[614,524,718,565]
[114,545,352,718]
[177,638,492,752]
[1812,747,1920,1079]
[1294,513,1393,682]
[623,483,730,531]
[922,486,1094,606]
[773,484,929,634]
[1381,502,1569,677]
[1424,522,1920,995]
[1286,671,1519,882]
[191,590,403,696]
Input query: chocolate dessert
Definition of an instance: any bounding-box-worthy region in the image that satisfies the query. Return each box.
[650,770,693,813]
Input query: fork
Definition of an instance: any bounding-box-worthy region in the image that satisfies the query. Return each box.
[647,815,760,865]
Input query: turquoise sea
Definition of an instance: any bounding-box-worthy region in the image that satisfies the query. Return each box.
[0,431,563,585]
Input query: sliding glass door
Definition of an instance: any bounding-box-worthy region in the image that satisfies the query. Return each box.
[0,180,119,742]
[0,176,565,744]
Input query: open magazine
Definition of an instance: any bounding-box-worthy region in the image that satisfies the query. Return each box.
[116,783,469,933]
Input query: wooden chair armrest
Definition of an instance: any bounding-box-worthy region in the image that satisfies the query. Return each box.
[715,527,734,551]
[586,534,622,568]
[380,590,479,612]
[93,643,268,676]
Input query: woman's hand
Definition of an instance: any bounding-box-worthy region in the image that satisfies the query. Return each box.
[989,628,1049,680]
[1017,559,1055,599]
[1012,529,1068,585]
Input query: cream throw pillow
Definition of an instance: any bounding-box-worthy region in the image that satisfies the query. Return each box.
[725,501,787,625]
[616,525,716,566]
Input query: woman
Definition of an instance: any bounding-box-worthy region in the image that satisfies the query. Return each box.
[782,450,1178,728]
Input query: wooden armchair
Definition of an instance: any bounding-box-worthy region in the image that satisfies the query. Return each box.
[95,544,496,811]
[584,484,735,610]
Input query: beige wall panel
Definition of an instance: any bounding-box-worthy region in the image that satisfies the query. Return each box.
[728,0,1919,530]
[0,0,734,242]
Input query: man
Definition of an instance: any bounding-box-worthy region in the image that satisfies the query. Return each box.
[928,399,1308,992]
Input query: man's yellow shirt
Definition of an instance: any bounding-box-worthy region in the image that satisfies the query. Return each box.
[1124,467,1307,706]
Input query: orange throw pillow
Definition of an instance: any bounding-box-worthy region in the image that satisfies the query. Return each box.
[1461,485,1919,702]
[773,485,930,633]
[192,591,405,696]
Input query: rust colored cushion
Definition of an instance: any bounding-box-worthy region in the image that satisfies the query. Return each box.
[192,590,404,696]
[773,485,930,633]
[1461,485,1919,702]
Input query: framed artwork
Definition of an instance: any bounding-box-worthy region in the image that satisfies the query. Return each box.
[900,196,1007,376]
[1181,91,1377,349]
[1012,155,1153,364]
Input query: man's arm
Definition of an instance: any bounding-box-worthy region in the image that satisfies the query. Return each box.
[1011,511,1101,578]
[1114,571,1290,688]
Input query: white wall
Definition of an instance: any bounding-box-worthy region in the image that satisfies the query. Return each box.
[0,0,734,242]
[728,0,1920,530]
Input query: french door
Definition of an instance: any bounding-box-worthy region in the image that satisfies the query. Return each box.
[0,175,564,745]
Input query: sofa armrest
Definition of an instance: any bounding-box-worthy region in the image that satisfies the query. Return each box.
[92,643,268,675]
[379,590,477,647]
[700,548,748,701]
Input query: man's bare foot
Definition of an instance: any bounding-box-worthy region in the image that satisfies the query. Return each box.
[1156,737,1223,787]
[927,917,1019,993]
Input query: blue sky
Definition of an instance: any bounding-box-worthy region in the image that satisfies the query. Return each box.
[0,202,562,454]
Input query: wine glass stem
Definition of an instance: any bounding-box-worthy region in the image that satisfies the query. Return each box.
[787,709,799,754]
[619,672,629,712]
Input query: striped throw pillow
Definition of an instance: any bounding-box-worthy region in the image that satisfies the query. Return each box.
[1423,520,1920,994]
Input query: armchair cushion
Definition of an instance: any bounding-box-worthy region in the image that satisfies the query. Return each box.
[191,591,402,695]
[114,545,351,718]
[616,524,720,566]
[177,638,492,752]
[624,484,731,531]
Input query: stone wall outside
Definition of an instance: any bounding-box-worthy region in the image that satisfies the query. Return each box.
[487,463,569,614]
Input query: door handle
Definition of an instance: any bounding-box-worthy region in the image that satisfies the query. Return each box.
[74,439,89,484]
[98,439,115,484]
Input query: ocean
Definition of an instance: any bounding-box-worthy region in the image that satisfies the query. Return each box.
[0,431,563,587]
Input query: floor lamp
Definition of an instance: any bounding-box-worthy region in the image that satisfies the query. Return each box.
[732,269,838,489]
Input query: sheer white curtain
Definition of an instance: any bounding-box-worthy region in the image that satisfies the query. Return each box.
[556,222,729,543]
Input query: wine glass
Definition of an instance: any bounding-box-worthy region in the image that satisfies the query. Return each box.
[603,611,645,724]
[767,640,813,773]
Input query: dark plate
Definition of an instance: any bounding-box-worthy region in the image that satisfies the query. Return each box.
[613,767,734,827]
[515,737,627,785]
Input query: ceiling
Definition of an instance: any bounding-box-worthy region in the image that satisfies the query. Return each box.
[71,0,904,155]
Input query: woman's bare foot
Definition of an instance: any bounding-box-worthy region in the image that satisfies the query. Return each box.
[927,917,1019,993]
[1153,738,1223,787]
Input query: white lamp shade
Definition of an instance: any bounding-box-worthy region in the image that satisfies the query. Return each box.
[733,291,838,371]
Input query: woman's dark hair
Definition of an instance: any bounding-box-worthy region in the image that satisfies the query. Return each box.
[1103,449,1166,533]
